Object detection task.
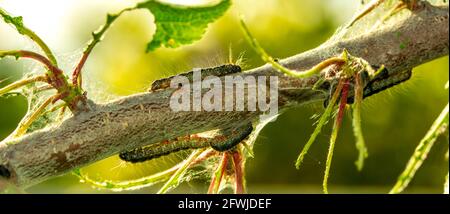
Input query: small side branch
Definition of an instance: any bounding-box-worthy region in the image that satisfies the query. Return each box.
[72,8,133,87]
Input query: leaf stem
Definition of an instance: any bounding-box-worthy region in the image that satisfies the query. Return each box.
[353,72,368,171]
[240,18,345,79]
[208,152,229,194]
[0,50,67,92]
[231,149,246,194]
[444,172,449,194]
[1,50,86,112]
[323,79,350,194]
[72,8,134,87]
[390,103,449,194]
[9,94,59,138]
[74,163,179,191]
[20,28,58,66]
[157,149,204,194]
[0,50,61,75]
[346,0,386,28]
[295,79,345,169]
[74,149,217,191]
[0,75,47,97]
[0,7,58,66]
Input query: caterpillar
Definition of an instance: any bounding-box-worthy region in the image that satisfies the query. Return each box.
[210,124,253,152]
[119,123,253,163]
[362,69,412,99]
[346,67,412,103]
[119,136,211,163]
[149,64,242,91]
[322,66,412,105]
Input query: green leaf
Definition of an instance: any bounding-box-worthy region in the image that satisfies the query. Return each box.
[137,0,231,52]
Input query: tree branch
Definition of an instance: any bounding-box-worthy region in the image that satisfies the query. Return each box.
[0,2,448,188]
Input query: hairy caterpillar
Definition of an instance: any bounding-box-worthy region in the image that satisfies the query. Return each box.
[119,136,211,163]
[149,64,242,91]
[362,69,412,98]
[322,66,412,105]
[119,124,253,163]
[346,67,412,103]
[210,124,253,152]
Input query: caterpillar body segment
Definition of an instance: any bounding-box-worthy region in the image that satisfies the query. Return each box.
[210,123,253,152]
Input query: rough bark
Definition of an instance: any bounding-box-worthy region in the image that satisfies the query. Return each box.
[0,2,448,188]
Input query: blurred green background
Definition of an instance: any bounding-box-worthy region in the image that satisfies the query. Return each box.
[0,0,448,193]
